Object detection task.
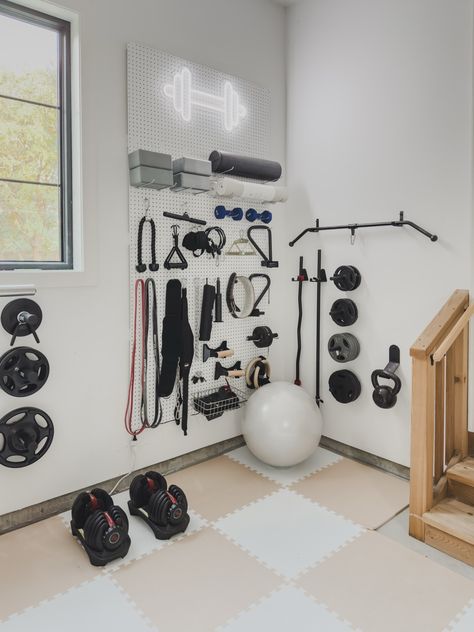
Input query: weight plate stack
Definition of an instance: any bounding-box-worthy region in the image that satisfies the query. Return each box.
[328,370,361,403]
[328,333,360,363]
[329,299,358,327]
[331,265,361,292]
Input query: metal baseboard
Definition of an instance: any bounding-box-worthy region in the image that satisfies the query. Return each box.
[320,435,410,480]
[0,435,245,535]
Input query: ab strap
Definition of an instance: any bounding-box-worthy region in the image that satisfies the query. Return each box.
[158,280,182,397]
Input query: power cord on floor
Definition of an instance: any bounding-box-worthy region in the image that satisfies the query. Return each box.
[109,438,138,496]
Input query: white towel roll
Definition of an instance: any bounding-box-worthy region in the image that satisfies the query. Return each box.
[212,177,288,203]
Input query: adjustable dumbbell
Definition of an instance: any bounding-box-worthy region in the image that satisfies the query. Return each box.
[70,488,131,565]
[128,471,190,539]
[215,360,245,380]
[163,67,247,131]
[203,341,234,362]
[245,209,272,224]
[214,205,243,221]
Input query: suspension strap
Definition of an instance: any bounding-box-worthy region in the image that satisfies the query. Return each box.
[140,279,162,428]
[125,279,146,437]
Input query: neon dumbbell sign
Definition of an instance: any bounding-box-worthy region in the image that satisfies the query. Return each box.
[164,67,247,132]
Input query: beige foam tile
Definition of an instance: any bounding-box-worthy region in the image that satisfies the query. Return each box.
[298,530,474,632]
[292,458,408,528]
[169,455,278,521]
[0,516,99,621]
[113,527,281,632]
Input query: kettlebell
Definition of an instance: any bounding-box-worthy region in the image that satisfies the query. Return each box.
[371,369,401,409]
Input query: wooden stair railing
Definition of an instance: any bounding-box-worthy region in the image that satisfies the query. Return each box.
[410,289,472,562]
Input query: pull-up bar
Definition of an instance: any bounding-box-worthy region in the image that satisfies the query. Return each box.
[288,212,438,247]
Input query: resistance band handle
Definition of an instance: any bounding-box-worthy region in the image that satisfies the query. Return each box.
[227,369,245,378]
[217,349,234,359]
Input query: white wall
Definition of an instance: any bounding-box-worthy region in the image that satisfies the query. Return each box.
[286,0,473,466]
[0,0,287,515]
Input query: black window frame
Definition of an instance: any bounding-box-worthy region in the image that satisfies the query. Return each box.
[0,0,73,270]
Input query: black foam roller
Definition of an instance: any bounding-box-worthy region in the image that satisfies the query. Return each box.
[209,151,282,182]
[199,284,216,341]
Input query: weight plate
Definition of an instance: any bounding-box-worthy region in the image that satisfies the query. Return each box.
[328,370,361,404]
[1,299,42,337]
[0,347,49,397]
[329,299,358,327]
[331,265,361,292]
[0,407,54,468]
[328,333,360,363]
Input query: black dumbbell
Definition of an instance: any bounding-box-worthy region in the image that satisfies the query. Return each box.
[214,205,243,221]
[246,208,272,224]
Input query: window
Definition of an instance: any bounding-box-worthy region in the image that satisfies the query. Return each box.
[0,0,72,270]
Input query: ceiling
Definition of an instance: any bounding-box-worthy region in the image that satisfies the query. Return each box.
[270,0,300,6]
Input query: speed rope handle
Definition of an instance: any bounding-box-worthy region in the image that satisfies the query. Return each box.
[125,279,146,437]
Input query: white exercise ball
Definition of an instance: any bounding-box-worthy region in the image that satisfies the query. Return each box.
[241,381,323,467]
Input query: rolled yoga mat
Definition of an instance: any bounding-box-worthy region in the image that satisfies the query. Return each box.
[209,151,282,182]
[212,177,288,203]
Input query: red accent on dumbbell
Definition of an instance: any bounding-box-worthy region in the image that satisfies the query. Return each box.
[246,208,272,224]
[214,205,243,221]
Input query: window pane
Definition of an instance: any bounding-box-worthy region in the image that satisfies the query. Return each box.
[0,98,59,184]
[0,13,58,106]
[0,181,61,262]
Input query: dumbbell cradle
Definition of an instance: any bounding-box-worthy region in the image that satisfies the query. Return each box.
[246,209,272,224]
[214,205,243,221]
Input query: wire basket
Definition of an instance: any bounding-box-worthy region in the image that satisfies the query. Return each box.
[193,384,248,421]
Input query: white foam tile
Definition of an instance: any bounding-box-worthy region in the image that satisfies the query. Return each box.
[0,576,156,632]
[214,489,363,578]
[219,585,355,632]
[226,446,342,486]
[61,490,206,570]
[448,600,474,631]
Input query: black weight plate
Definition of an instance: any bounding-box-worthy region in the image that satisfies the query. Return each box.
[329,299,358,327]
[0,347,50,397]
[328,333,360,363]
[1,299,42,336]
[0,407,54,468]
[168,484,188,514]
[331,265,361,292]
[328,370,361,403]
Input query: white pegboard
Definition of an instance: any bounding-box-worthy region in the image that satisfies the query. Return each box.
[127,43,279,433]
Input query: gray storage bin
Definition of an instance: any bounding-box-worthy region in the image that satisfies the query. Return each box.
[173,157,212,177]
[128,150,172,171]
[172,172,211,193]
[130,166,174,189]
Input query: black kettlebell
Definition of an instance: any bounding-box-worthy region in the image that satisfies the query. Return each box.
[371,370,401,409]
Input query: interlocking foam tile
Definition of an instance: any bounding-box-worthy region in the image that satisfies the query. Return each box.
[218,585,356,631]
[298,530,474,632]
[59,489,207,571]
[227,446,342,486]
[105,491,207,571]
[292,458,409,529]
[168,455,278,521]
[113,528,280,632]
[0,576,156,631]
[0,516,99,621]
[214,489,363,579]
[447,599,474,631]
